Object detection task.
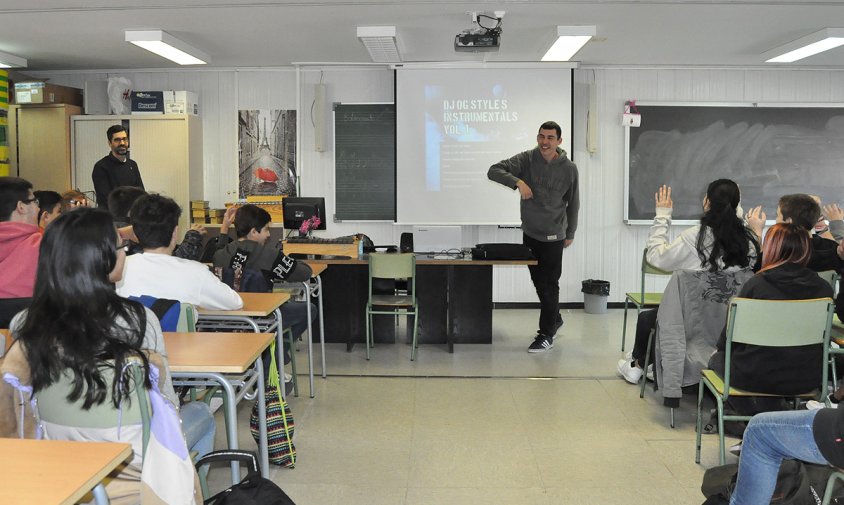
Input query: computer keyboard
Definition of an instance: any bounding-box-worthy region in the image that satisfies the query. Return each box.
[285,236,355,244]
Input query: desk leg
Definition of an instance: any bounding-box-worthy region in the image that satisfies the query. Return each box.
[447,265,455,353]
[302,282,315,398]
[272,308,286,401]
[255,358,269,478]
[91,483,110,505]
[316,275,327,378]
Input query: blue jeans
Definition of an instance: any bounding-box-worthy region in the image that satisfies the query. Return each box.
[730,409,828,505]
[180,401,216,462]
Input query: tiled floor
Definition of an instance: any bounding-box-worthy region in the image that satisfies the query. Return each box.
[205,308,731,505]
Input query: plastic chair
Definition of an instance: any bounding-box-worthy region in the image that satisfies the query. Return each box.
[366,253,419,361]
[823,470,844,505]
[817,270,840,296]
[695,297,835,465]
[621,249,672,351]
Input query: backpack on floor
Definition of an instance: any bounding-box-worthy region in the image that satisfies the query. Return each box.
[196,450,296,505]
[701,459,844,504]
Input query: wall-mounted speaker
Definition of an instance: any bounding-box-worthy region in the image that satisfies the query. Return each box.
[314,83,326,152]
[400,232,414,253]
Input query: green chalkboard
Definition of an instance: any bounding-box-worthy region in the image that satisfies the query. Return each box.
[333,103,396,221]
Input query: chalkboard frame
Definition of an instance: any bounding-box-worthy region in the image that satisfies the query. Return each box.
[333,102,396,222]
[624,101,844,225]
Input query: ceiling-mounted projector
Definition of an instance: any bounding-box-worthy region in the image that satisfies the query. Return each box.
[454,32,500,52]
[454,11,502,52]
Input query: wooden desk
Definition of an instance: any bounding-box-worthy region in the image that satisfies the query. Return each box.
[165,331,274,482]
[197,292,290,317]
[305,255,537,352]
[194,293,294,397]
[0,439,131,505]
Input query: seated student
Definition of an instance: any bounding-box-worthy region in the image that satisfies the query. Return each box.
[108,185,207,261]
[213,204,316,375]
[707,223,833,418]
[0,177,42,300]
[116,193,243,311]
[728,407,843,504]
[777,193,844,272]
[33,190,62,231]
[59,189,91,212]
[0,207,204,503]
[821,202,844,242]
[616,179,763,384]
[107,185,146,228]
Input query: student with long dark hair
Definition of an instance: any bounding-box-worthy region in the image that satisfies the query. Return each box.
[617,179,764,383]
[0,207,206,502]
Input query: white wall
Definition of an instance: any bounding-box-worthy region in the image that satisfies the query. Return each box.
[32,66,844,303]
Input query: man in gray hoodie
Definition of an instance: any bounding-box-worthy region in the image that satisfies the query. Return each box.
[488,121,580,353]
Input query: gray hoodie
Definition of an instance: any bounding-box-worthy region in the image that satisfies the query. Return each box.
[487,147,579,242]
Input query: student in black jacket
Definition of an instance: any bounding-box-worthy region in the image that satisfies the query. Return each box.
[707,223,833,417]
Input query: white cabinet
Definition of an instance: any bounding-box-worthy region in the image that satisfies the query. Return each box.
[72,115,203,233]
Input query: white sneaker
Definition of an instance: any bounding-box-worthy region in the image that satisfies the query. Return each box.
[284,372,293,382]
[807,400,838,410]
[616,359,643,384]
[645,364,654,382]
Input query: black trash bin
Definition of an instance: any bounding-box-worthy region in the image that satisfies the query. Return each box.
[581,279,610,314]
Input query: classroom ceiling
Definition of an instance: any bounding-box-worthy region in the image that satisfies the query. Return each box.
[4,1,844,71]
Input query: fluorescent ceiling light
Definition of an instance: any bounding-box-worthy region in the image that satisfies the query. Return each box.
[542,26,596,62]
[125,30,209,65]
[764,28,844,63]
[0,50,27,68]
[357,26,401,63]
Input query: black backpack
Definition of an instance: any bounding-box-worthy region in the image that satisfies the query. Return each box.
[197,450,295,505]
[701,460,844,504]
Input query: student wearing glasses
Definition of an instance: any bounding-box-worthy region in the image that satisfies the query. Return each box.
[92,125,145,210]
[0,177,42,300]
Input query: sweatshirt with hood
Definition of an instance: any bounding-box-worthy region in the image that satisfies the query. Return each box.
[715,262,833,395]
[487,146,579,242]
[0,222,41,298]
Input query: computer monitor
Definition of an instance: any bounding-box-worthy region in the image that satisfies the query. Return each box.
[282,197,327,231]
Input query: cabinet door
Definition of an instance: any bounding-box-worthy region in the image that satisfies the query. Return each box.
[17,106,78,192]
[129,118,190,231]
[73,118,114,200]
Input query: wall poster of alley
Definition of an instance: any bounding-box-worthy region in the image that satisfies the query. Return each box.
[238,109,297,198]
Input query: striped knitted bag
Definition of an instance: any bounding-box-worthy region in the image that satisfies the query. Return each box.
[250,341,296,467]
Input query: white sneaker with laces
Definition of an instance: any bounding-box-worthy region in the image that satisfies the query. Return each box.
[616,359,644,384]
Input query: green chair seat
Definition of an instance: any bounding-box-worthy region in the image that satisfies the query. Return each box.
[625,292,663,306]
[700,369,818,399]
[621,249,672,351]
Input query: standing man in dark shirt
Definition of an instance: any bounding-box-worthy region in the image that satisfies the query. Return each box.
[92,125,144,210]
[488,121,580,353]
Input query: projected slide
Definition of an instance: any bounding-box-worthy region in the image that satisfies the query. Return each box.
[397,67,572,225]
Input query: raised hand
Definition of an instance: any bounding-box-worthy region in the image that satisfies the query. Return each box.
[745,205,767,239]
[655,185,672,209]
[824,203,844,222]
